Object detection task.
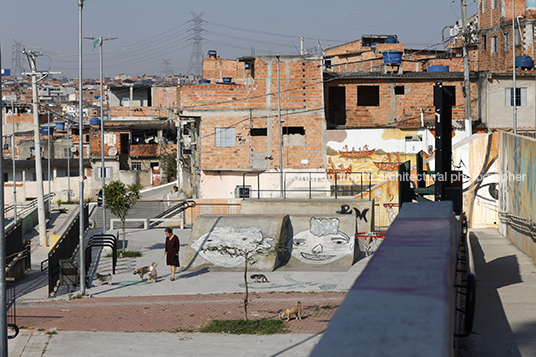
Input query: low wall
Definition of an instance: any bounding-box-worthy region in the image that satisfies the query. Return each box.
[311,201,458,357]
[181,214,289,272]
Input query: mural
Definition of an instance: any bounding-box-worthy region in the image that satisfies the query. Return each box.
[191,226,274,268]
[289,217,353,264]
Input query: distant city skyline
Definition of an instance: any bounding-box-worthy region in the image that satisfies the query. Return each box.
[1,0,477,79]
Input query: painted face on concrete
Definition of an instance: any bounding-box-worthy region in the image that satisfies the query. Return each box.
[191,226,274,268]
[290,217,353,264]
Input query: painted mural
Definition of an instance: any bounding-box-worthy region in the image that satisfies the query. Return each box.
[499,132,536,263]
[289,217,353,264]
[190,226,274,268]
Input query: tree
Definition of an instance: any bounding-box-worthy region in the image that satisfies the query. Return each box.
[103,180,142,252]
[202,235,287,321]
[158,148,177,183]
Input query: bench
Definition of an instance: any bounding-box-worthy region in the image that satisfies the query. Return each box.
[110,218,184,230]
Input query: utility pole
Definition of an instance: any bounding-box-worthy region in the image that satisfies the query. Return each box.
[22,49,48,246]
[301,37,305,55]
[1,43,9,357]
[276,55,284,198]
[78,0,86,295]
[176,120,182,194]
[85,35,117,233]
[461,0,472,138]
[12,101,17,224]
[512,0,518,135]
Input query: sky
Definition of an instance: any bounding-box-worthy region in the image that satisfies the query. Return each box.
[1,0,478,80]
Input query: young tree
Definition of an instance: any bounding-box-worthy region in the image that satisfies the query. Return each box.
[103,180,142,253]
[158,148,177,183]
[202,236,287,321]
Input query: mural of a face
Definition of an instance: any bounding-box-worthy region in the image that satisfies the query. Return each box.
[290,217,353,264]
[191,226,274,267]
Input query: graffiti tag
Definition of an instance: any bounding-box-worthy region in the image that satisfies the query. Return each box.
[336,205,369,222]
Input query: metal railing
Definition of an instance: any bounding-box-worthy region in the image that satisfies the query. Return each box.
[6,277,19,339]
[241,171,373,200]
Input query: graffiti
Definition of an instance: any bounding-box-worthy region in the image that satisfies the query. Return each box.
[336,205,369,222]
[191,226,274,268]
[289,217,353,265]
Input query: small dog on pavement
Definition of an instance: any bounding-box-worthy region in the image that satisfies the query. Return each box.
[250,274,269,283]
[279,301,303,321]
[133,262,156,282]
[94,273,112,286]
[147,264,157,283]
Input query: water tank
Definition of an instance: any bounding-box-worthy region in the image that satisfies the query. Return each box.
[222,77,232,83]
[383,50,403,65]
[371,42,380,50]
[199,79,211,84]
[41,126,54,136]
[56,122,65,130]
[90,117,101,125]
[428,65,450,72]
[208,50,217,57]
[515,56,534,69]
[103,114,109,120]
[385,36,397,44]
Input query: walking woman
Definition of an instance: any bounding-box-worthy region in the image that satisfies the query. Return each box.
[164,227,180,281]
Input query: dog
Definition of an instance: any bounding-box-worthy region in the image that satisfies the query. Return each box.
[250,274,269,283]
[94,273,112,286]
[279,301,302,321]
[133,262,156,281]
[147,265,157,283]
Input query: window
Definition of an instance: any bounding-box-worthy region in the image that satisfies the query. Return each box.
[97,167,112,178]
[394,86,405,95]
[357,86,380,106]
[505,33,510,51]
[250,128,267,136]
[131,162,142,171]
[505,88,527,107]
[482,0,486,13]
[492,36,498,53]
[492,0,497,9]
[482,34,487,51]
[215,127,235,147]
[235,185,251,198]
[433,85,456,107]
[3,173,7,182]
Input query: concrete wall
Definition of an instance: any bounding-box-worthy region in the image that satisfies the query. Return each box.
[499,132,536,263]
[311,201,458,357]
[182,214,289,272]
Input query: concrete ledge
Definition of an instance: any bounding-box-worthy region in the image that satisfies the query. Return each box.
[110,218,149,230]
[182,214,289,272]
[149,218,184,229]
[311,201,457,357]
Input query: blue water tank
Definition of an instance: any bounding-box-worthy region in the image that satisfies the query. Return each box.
[56,122,65,130]
[383,50,403,65]
[222,77,232,83]
[515,56,534,69]
[371,42,380,50]
[90,117,101,125]
[103,114,109,120]
[208,50,217,57]
[428,65,450,72]
[41,126,54,136]
[385,36,397,44]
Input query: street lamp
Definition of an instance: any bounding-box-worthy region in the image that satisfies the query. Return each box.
[513,0,517,135]
[276,55,283,198]
[78,0,86,295]
[85,35,117,233]
[11,101,17,224]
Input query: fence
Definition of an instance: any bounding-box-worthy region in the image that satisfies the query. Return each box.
[240,171,373,199]
[6,277,19,339]
[47,204,88,296]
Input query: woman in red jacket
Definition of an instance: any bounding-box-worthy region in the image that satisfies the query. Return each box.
[164,227,180,281]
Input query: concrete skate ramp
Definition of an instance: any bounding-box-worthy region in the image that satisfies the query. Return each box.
[181,214,289,272]
[280,214,360,271]
[241,198,374,232]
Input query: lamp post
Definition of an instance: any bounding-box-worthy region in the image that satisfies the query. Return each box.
[276,55,283,198]
[85,36,117,233]
[78,0,86,295]
[11,101,17,224]
[513,0,517,135]
[47,111,51,215]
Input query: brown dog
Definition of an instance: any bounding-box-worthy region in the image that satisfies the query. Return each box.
[279,301,302,321]
[133,262,156,281]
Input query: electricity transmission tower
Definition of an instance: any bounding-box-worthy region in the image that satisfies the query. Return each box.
[12,39,26,77]
[161,59,174,77]
[187,12,206,76]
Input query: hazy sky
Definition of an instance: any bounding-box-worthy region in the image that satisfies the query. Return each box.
[1,0,478,79]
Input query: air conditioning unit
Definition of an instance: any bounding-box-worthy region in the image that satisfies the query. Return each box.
[235,185,251,199]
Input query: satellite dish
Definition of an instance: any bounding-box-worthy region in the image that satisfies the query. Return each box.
[107,147,118,156]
